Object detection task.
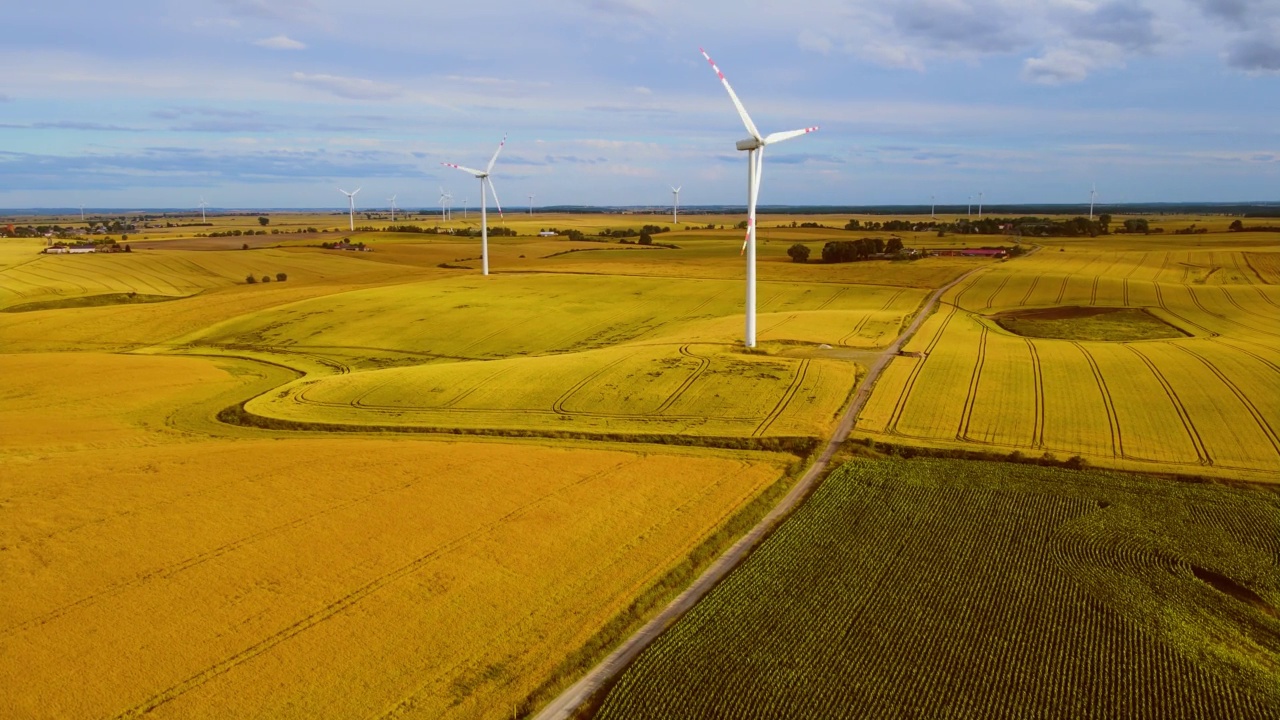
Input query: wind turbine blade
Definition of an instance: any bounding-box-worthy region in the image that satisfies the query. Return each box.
[764,127,819,145]
[338,188,348,196]
[486,177,503,218]
[353,187,361,196]
[700,48,762,142]
[442,162,486,176]
[486,134,507,174]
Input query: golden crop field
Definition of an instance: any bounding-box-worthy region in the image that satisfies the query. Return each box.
[0,352,792,719]
[857,239,1280,480]
[2,213,951,718]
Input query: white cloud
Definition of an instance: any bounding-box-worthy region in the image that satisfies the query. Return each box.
[290,72,401,100]
[254,35,307,50]
[1022,41,1126,84]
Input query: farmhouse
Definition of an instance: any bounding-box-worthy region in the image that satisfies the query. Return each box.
[44,243,97,254]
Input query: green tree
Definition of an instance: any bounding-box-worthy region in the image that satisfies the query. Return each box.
[787,243,810,263]
[258,216,270,226]
[1229,219,1244,232]
[639,232,653,246]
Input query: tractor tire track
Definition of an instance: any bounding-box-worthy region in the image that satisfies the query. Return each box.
[1124,344,1212,466]
[957,325,988,441]
[753,359,809,437]
[1026,339,1045,448]
[1171,344,1280,458]
[654,345,711,416]
[1071,342,1123,459]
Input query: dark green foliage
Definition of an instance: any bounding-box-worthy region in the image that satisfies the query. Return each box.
[638,232,653,246]
[258,216,270,226]
[245,274,256,284]
[596,459,1280,720]
[275,272,287,282]
[786,243,810,263]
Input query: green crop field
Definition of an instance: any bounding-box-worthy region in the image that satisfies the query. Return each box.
[595,458,1280,720]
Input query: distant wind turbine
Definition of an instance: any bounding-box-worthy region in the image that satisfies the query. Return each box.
[671,185,682,224]
[338,187,361,231]
[462,198,468,220]
[967,195,972,218]
[527,193,535,216]
[79,205,85,222]
[701,47,817,348]
[388,194,397,223]
[978,191,984,219]
[930,195,935,220]
[198,197,208,223]
[1090,183,1097,221]
[442,135,506,276]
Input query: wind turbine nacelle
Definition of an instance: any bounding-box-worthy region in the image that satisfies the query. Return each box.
[736,137,763,151]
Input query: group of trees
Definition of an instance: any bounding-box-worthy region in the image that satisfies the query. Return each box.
[788,237,906,264]
[245,273,288,284]
[841,216,1115,238]
[599,224,671,239]
[1229,219,1280,232]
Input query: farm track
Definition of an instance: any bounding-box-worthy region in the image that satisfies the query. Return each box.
[1026,339,1045,448]
[957,326,989,441]
[1171,344,1280,458]
[1124,345,1212,466]
[984,274,1010,310]
[653,345,711,415]
[532,264,990,720]
[1019,274,1042,306]
[753,360,810,437]
[109,459,644,720]
[1072,342,1124,459]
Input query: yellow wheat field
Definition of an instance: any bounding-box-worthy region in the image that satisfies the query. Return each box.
[857,246,1280,480]
[0,353,790,719]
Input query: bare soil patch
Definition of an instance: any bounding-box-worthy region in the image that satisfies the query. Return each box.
[994,306,1189,341]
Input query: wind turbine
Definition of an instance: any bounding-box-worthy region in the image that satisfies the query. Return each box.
[701,47,817,348]
[445,191,454,222]
[527,193,535,216]
[198,197,208,223]
[978,191,984,219]
[671,185,682,224]
[439,187,448,223]
[79,205,85,222]
[463,198,468,220]
[442,135,506,276]
[930,195,935,220]
[388,194,397,223]
[1089,183,1097,221]
[967,195,972,218]
[338,187,361,231]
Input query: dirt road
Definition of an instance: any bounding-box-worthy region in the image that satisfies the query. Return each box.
[532,266,986,720]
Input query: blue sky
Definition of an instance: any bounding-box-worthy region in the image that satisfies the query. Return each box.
[2,0,1278,209]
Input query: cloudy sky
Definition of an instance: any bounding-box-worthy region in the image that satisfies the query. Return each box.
[2,0,1278,209]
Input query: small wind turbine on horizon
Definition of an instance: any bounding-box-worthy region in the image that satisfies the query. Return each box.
[930,195,935,219]
[701,47,818,349]
[527,194,535,216]
[671,186,682,224]
[198,197,208,223]
[79,205,85,222]
[338,187,361,231]
[967,195,973,218]
[462,198,468,220]
[978,191,984,219]
[442,135,507,276]
[388,194,397,223]
[1090,183,1097,221]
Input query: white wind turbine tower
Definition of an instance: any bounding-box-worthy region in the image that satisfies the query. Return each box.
[338,187,361,231]
[978,191,984,219]
[79,205,85,222]
[445,191,454,222]
[1089,183,1097,221]
[527,193,535,216]
[671,185,682,224]
[930,195,936,219]
[442,135,506,276]
[388,194,397,223]
[701,48,817,348]
[198,197,208,223]
[462,198,468,220]
[439,187,448,223]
